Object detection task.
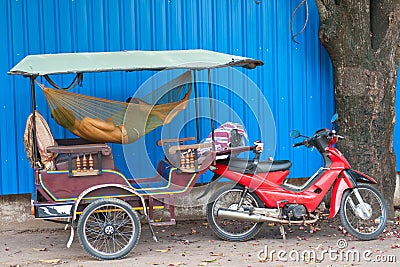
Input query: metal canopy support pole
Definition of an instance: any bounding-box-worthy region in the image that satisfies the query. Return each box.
[30,76,38,167]
[208,69,216,166]
[193,70,200,144]
[208,69,215,143]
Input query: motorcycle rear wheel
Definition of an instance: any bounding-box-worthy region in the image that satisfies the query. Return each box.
[339,184,387,240]
[207,184,264,241]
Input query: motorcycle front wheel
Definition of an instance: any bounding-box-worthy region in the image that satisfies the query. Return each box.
[207,184,264,241]
[339,184,387,240]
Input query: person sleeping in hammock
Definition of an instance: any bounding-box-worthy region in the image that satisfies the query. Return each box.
[51,106,129,143]
[50,100,171,144]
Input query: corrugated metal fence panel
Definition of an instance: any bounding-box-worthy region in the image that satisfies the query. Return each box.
[0,0,335,195]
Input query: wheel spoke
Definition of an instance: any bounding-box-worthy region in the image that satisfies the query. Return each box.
[85,227,103,236]
[87,233,103,245]
[115,216,132,229]
[113,234,128,250]
[91,212,104,226]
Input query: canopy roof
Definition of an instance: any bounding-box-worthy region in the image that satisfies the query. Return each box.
[8,49,263,76]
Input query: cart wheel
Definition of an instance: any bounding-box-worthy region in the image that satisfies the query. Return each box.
[77,198,141,260]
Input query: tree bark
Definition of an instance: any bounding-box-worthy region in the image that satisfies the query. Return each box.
[316,0,400,218]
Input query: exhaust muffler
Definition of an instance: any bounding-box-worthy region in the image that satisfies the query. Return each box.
[217,208,318,224]
[217,208,280,223]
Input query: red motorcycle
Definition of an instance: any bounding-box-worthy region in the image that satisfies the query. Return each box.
[206,114,387,241]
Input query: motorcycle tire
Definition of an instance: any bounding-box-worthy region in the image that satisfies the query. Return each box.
[207,184,265,241]
[339,183,387,240]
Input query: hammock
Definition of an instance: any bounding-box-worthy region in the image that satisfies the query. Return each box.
[24,111,57,170]
[40,71,192,144]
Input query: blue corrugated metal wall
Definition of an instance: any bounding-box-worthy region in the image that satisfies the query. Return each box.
[0,0,335,195]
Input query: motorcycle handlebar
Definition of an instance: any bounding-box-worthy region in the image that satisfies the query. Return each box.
[293,140,307,147]
[292,130,344,148]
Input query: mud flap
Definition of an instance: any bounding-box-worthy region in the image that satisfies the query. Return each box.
[66,223,74,248]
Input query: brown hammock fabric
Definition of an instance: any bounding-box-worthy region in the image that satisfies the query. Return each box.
[40,71,192,144]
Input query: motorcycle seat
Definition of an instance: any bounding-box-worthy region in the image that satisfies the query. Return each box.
[217,158,292,174]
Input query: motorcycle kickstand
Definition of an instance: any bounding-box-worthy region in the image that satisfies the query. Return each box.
[279,224,286,240]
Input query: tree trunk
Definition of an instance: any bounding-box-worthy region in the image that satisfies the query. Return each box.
[316,0,400,218]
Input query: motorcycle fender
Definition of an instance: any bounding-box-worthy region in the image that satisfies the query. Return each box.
[344,169,377,184]
[329,174,355,218]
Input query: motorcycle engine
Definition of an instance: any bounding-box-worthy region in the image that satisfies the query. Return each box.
[283,204,307,220]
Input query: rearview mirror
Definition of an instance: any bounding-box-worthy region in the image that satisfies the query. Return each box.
[290,130,301,138]
[331,113,338,123]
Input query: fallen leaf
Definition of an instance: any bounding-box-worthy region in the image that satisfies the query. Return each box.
[39,259,61,264]
[168,263,183,266]
[391,244,400,249]
[210,253,224,256]
[33,248,48,252]
[202,258,217,263]
[156,248,171,253]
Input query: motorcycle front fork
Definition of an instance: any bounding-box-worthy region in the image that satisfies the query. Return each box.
[347,188,372,218]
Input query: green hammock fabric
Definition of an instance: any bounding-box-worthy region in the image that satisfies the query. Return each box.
[40,71,192,144]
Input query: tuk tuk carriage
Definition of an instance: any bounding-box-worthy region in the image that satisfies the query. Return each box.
[8,50,263,260]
